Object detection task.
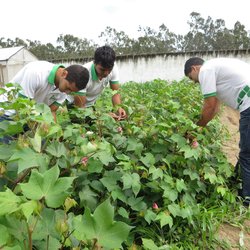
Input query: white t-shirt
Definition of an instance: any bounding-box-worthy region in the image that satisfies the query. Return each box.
[199,58,250,112]
[0,61,67,116]
[67,61,119,107]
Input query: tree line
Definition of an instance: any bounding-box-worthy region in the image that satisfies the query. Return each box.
[1,12,250,60]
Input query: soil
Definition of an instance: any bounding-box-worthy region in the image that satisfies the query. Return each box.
[216,106,250,249]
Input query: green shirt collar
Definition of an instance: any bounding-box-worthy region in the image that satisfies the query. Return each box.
[91,63,98,81]
[48,64,65,85]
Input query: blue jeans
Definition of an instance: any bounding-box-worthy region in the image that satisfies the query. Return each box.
[239,107,250,204]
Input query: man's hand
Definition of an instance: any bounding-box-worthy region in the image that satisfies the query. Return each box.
[109,107,127,121]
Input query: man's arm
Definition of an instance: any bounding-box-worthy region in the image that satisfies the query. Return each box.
[73,95,87,108]
[197,96,220,127]
[110,83,127,119]
[50,104,59,122]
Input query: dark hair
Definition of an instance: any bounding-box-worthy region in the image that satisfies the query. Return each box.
[65,65,89,90]
[94,45,116,69]
[184,57,204,76]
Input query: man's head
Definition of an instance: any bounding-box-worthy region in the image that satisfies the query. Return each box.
[94,45,116,79]
[58,65,89,93]
[184,57,204,82]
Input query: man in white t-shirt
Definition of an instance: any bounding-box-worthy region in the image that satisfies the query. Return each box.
[0,61,89,122]
[184,57,250,206]
[67,45,127,121]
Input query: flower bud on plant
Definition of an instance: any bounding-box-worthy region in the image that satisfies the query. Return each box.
[152,202,159,209]
[117,126,123,133]
[55,220,69,234]
[191,140,199,148]
[34,201,43,215]
[64,197,77,212]
[81,157,88,166]
[0,162,6,175]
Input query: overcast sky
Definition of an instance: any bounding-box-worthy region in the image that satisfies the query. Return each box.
[2,0,250,45]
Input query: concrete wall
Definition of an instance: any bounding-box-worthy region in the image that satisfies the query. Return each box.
[53,49,250,84]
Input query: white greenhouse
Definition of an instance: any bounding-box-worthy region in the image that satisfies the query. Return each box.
[0,46,38,85]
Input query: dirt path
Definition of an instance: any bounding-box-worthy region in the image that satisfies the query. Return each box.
[217,106,250,249]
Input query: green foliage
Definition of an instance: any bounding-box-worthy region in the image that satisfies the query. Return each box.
[0,79,246,249]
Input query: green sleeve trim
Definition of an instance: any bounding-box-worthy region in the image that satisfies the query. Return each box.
[52,101,62,107]
[70,91,86,96]
[18,93,28,99]
[110,81,119,84]
[203,92,216,98]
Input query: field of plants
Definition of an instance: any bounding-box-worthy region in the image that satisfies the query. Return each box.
[0,79,249,249]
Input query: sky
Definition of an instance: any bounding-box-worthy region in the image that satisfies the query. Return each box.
[2,0,250,45]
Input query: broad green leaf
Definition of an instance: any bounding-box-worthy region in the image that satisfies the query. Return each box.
[29,131,42,153]
[127,196,147,211]
[87,158,103,173]
[140,153,155,168]
[117,207,129,219]
[0,224,10,245]
[95,151,115,166]
[79,185,98,211]
[32,208,59,240]
[168,203,181,218]
[122,173,141,196]
[156,211,173,228]
[73,199,133,248]
[149,166,163,180]
[0,188,22,216]
[170,134,186,148]
[204,166,218,184]
[8,147,46,174]
[111,187,127,202]
[162,186,178,202]
[183,169,200,180]
[126,137,144,156]
[142,238,159,250]
[176,179,187,193]
[20,200,38,221]
[20,166,75,208]
[45,141,67,157]
[144,209,157,224]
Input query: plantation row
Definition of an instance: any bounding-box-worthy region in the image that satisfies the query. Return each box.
[0,79,246,249]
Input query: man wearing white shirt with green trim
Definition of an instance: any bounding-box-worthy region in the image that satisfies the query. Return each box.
[184,57,250,206]
[67,45,127,121]
[1,61,89,122]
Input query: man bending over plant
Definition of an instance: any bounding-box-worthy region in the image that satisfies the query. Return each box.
[66,45,127,121]
[0,61,89,122]
[184,57,250,207]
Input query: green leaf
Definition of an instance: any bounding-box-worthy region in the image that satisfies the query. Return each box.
[73,199,133,248]
[126,137,144,156]
[149,166,163,180]
[29,131,42,153]
[0,224,10,245]
[204,166,218,184]
[87,158,103,173]
[8,147,46,174]
[140,153,155,168]
[32,208,59,240]
[0,188,22,216]
[170,134,186,148]
[45,141,67,158]
[79,186,98,211]
[20,166,75,208]
[20,200,38,221]
[144,209,157,224]
[156,211,173,228]
[142,238,159,250]
[176,179,187,193]
[122,173,141,196]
